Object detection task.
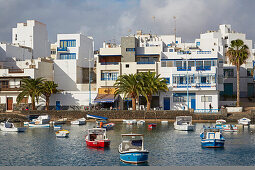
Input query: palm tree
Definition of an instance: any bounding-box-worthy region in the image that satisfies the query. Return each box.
[114,74,143,110]
[17,77,45,110]
[226,39,249,107]
[140,71,168,111]
[41,81,61,110]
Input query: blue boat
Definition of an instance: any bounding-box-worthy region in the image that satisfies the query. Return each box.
[119,134,149,164]
[200,126,225,148]
[87,114,108,120]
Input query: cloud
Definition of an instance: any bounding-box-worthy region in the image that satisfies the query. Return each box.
[0,0,255,49]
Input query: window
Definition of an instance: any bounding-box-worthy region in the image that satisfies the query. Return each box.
[15,34,17,41]
[188,61,195,67]
[101,72,118,81]
[126,64,129,68]
[224,69,234,78]
[196,42,200,46]
[60,53,76,59]
[175,61,182,67]
[126,48,135,52]
[60,40,76,48]
[224,44,228,48]
[169,49,174,52]
[161,61,166,67]
[51,50,56,55]
[0,80,9,88]
[247,68,253,77]
[20,97,28,104]
[164,78,170,84]
[201,96,212,102]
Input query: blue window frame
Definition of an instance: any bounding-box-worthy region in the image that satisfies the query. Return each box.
[60,53,76,59]
[101,72,118,81]
[164,78,170,84]
[60,40,76,48]
[126,48,135,52]
[196,42,200,46]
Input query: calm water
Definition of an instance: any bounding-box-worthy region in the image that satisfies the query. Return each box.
[1,122,255,166]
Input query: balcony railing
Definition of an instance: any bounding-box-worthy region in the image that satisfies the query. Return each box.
[0,85,20,91]
[8,69,24,73]
[101,78,118,81]
[137,61,155,64]
[197,51,211,54]
[177,67,191,71]
[196,66,211,71]
[174,83,216,88]
[57,47,68,51]
[100,62,119,65]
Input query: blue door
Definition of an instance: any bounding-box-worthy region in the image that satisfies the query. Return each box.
[224,83,233,96]
[191,99,196,110]
[56,101,60,110]
[164,97,170,110]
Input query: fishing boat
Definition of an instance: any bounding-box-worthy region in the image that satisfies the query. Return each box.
[56,129,70,138]
[148,123,156,129]
[28,123,50,128]
[53,118,67,125]
[137,120,145,125]
[32,115,51,124]
[222,124,238,132]
[85,128,110,148]
[123,120,137,125]
[87,114,108,120]
[71,118,86,125]
[53,125,62,130]
[200,127,225,148]
[215,119,226,129]
[238,118,251,125]
[119,134,149,164]
[174,116,195,131]
[0,120,26,132]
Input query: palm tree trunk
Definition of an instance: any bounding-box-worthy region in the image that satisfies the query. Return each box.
[132,97,136,111]
[32,97,36,110]
[236,65,240,107]
[46,96,50,110]
[146,95,152,111]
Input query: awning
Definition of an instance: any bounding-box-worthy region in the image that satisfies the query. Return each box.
[94,94,118,103]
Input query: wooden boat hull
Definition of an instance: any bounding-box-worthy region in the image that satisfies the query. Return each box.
[201,139,225,148]
[119,151,149,164]
[86,139,110,148]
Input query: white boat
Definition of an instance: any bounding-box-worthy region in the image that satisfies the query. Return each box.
[0,120,26,132]
[56,129,70,138]
[28,123,50,128]
[215,119,226,129]
[174,116,195,131]
[123,119,137,125]
[137,120,145,125]
[32,115,51,124]
[238,118,251,125]
[222,124,238,132]
[71,118,86,125]
[24,122,29,126]
[53,118,67,125]
[54,125,62,130]
[161,121,168,124]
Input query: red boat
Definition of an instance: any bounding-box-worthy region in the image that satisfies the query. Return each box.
[148,123,157,129]
[85,128,110,148]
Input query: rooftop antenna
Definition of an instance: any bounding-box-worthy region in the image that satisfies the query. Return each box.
[173,16,176,46]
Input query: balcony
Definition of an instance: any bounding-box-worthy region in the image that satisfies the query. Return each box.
[100,62,119,65]
[137,61,155,64]
[197,51,211,54]
[57,47,68,52]
[0,85,20,91]
[8,69,24,73]
[174,83,216,88]
[196,66,211,71]
[177,67,191,71]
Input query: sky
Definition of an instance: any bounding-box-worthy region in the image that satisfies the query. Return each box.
[0,0,255,50]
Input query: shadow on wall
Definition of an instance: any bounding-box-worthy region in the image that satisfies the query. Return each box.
[53,62,79,91]
[48,92,80,110]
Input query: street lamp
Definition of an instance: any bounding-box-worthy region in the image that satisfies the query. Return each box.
[84,57,95,111]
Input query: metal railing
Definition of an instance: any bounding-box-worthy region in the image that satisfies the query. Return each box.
[137,61,155,64]
[57,47,68,51]
[177,67,191,71]
[196,66,211,71]
[9,69,24,73]
[194,109,220,113]
[100,62,119,65]
[0,85,20,91]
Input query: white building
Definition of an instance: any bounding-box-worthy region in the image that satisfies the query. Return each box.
[51,34,97,109]
[0,58,53,111]
[12,20,50,59]
[195,25,255,105]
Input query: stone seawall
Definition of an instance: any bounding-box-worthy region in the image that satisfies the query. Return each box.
[19,110,227,121]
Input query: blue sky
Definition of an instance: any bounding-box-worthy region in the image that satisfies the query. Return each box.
[0,0,255,49]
